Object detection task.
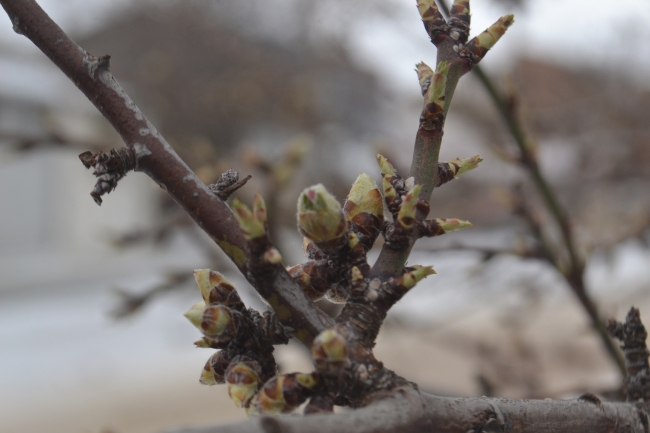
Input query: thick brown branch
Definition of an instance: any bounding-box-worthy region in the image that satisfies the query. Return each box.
[0,0,331,345]
[167,388,649,433]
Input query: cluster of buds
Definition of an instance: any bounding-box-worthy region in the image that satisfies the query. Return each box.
[288,182,378,303]
[417,0,514,70]
[187,271,331,415]
[185,269,292,410]
[377,153,475,248]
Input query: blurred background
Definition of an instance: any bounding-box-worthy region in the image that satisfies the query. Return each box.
[1,0,650,432]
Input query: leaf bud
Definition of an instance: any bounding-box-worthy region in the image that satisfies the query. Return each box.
[297,184,347,248]
[199,350,233,385]
[395,265,436,290]
[462,15,515,64]
[226,359,261,408]
[252,373,319,414]
[193,269,244,311]
[184,303,239,341]
[397,184,423,230]
[312,329,350,372]
[231,198,266,240]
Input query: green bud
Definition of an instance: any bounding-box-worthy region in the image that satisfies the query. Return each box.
[376,154,397,176]
[435,218,472,233]
[424,61,449,115]
[344,173,384,221]
[184,303,236,340]
[462,15,515,64]
[312,329,349,372]
[297,184,346,244]
[192,269,243,311]
[226,361,261,408]
[416,61,434,96]
[476,15,515,51]
[450,0,470,21]
[262,247,283,264]
[397,265,436,290]
[199,351,232,385]
[397,184,422,230]
[253,192,268,228]
[231,198,266,240]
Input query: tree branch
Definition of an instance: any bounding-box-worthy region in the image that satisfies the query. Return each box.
[167,387,649,433]
[0,0,332,345]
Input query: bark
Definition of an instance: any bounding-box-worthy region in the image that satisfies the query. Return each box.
[167,388,649,433]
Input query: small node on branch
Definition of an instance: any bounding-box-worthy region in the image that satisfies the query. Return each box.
[79,147,136,205]
[608,307,650,402]
[460,15,515,66]
[209,169,252,201]
[435,155,483,187]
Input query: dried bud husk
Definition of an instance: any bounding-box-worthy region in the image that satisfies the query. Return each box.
[312,329,350,372]
[436,155,483,187]
[252,373,319,414]
[344,173,384,250]
[397,184,423,230]
[226,359,261,408]
[394,265,436,290]
[421,218,472,237]
[184,303,239,341]
[193,269,245,311]
[200,350,234,385]
[421,61,449,128]
[231,198,266,240]
[461,15,515,64]
[297,184,347,250]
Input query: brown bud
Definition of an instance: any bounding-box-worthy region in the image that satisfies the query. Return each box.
[200,350,234,385]
[312,329,350,372]
[226,359,261,408]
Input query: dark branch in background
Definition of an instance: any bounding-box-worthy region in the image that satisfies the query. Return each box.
[434,0,626,376]
[0,0,331,345]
